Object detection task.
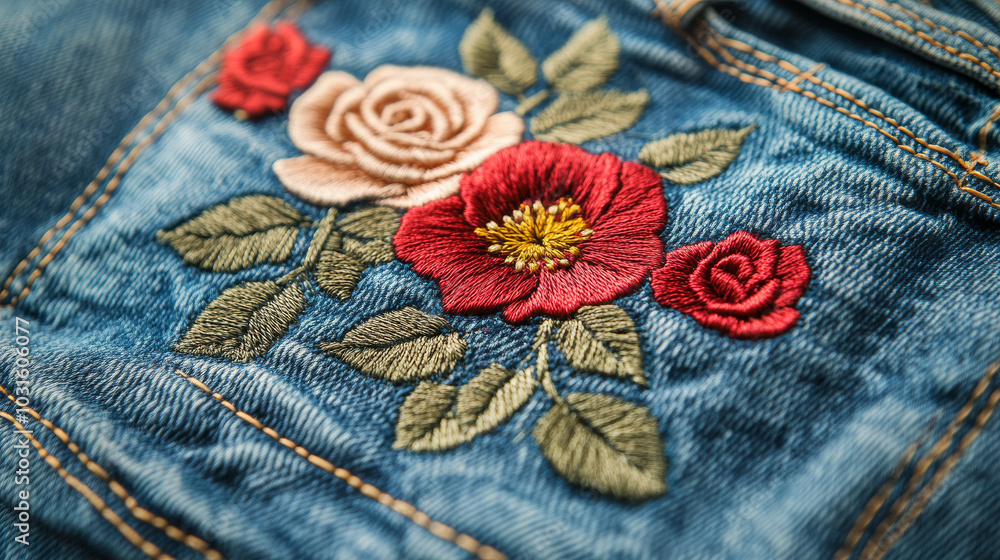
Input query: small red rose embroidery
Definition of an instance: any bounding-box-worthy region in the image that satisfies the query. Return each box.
[652,231,810,339]
[213,22,330,119]
[395,141,668,323]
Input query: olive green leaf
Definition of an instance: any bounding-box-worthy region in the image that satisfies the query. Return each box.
[459,8,538,95]
[456,364,537,433]
[394,382,468,451]
[314,251,364,300]
[530,89,649,144]
[157,195,308,273]
[343,238,395,265]
[533,393,667,500]
[174,280,305,362]
[320,307,468,382]
[558,305,645,386]
[639,126,755,185]
[541,17,620,92]
[336,207,400,239]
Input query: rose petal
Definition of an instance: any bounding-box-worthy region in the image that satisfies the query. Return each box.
[378,176,462,208]
[361,76,462,139]
[345,112,456,167]
[701,277,780,317]
[712,231,780,291]
[273,155,404,206]
[774,244,810,308]
[395,197,538,314]
[418,111,524,182]
[462,142,594,227]
[504,250,657,323]
[287,71,360,164]
[691,306,800,340]
[652,241,714,314]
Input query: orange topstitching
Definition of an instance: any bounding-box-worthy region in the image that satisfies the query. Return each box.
[833,0,1000,85]
[0,411,176,560]
[871,0,1000,62]
[0,383,223,560]
[832,363,1000,560]
[691,24,1000,211]
[174,369,508,560]
[0,0,302,307]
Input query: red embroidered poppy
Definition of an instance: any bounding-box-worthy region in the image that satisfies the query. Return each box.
[652,231,810,339]
[395,141,667,323]
[213,22,330,119]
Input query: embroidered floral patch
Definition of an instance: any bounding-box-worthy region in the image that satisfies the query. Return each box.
[460,9,649,144]
[652,231,810,339]
[162,6,812,503]
[272,66,524,208]
[213,22,330,120]
[394,141,667,323]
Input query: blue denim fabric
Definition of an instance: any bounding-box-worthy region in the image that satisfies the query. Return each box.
[2,0,1000,559]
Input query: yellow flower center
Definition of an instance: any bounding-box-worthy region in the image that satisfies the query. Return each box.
[474,197,593,273]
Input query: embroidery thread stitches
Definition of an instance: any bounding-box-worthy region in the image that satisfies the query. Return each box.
[159,199,399,362]
[639,126,755,184]
[460,9,650,144]
[272,66,524,208]
[213,22,330,119]
[652,231,811,339]
[394,141,667,324]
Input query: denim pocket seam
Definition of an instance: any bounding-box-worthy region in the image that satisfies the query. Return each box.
[690,20,1000,212]
[173,368,509,560]
[832,362,1000,560]
[871,0,1000,64]
[0,0,307,309]
[1,411,181,560]
[0,383,223,560]
[834,0,1000,85]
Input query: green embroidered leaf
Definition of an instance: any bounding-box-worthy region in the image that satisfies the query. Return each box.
[558,305,645,386]
[174,280,305,362]
[541,17,620,92]
[530,89,649,144]
[459,8,538,95]
[320,307,468,382]
[394,382,467,451]
[456,364,537,433]
[534,393,667,500]
[157,195,308,273]
[336,207,400,239]
[343,238,395,265]
[639,126,755,185]
[314,251,364,300]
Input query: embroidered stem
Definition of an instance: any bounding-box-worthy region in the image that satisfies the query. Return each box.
[515,89,549,116]
[276,265,308,285]
[302,207,338,270]
[532,319,563,403]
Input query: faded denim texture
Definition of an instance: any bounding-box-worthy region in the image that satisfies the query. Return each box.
[2,0,1000,559]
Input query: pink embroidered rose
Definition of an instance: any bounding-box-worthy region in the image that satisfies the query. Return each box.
[273,66,524,208]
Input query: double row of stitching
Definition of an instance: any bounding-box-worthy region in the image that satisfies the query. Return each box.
[710,30,1000,191]
[870,0,1000,64]
[686,19,1000,211]
[0,0,305,308]
[833,362,1000,560]
[174,369,508,560]
[0,412,176,560]
[833,0,1000,85]
[0,383,222,559]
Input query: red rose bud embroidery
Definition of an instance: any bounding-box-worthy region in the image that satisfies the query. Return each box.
[395,141,667,323]
[652,231,810,339]
[213,22,330,119]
